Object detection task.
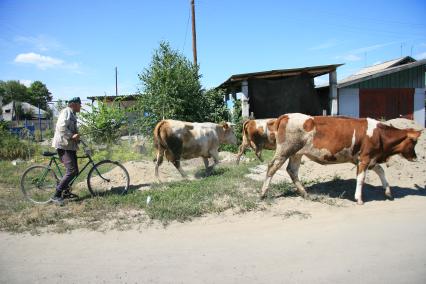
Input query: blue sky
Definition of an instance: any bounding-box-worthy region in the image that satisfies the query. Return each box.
[1,0,425,102]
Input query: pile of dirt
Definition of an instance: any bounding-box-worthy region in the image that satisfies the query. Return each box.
[384,118,423,130]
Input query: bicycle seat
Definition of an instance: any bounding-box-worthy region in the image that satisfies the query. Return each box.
[42,151,57,157]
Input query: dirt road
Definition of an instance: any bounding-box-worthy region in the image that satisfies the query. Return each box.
[1,194,426,284]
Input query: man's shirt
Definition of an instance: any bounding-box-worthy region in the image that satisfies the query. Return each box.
[52,107,78,151]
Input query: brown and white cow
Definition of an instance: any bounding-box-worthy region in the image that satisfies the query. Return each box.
[260,113,422,204]
[154,120,237,178]
[235,118,277,164]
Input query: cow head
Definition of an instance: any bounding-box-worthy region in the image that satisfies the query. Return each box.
[220,122,238,145]
[398,129,422,161]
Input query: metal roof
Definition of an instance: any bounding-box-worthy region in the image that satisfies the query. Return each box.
[218,63,343,89]
[338,57,425,88]
[351,56,415,76]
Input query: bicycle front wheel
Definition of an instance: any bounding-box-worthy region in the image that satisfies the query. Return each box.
[21,165,59,204]
[87,160,130,197]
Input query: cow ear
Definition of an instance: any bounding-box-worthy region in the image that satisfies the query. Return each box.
[407,130,421,140]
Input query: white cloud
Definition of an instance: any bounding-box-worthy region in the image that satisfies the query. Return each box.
[19,80,33,87]
[14,35,77,55]
[14,52,82,73]
[415,51,426,60]
[15,52,63,69]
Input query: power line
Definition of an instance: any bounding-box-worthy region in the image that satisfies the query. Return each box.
[182,6,191,52]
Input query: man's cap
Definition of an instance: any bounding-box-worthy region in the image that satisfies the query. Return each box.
[67,97,81,104]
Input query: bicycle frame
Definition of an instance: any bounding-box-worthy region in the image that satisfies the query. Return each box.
[47,152,109,188]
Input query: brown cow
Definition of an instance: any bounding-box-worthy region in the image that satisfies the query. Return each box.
[260,113,422,204]
[154,120,237,178]
[235,118,277,164]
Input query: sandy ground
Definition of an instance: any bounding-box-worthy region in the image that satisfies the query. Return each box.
[112,151,251,191]
[1,118,425,283]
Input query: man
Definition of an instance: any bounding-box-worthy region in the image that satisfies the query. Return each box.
[51,97,81,204]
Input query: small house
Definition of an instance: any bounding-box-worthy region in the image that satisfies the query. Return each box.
[318,56,426,126]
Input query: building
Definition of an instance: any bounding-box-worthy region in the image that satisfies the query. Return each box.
[1,101,48,121]
[318,56,426,126]
[218,64,343,118]
[87,94,141,122]
[87,94,141,109]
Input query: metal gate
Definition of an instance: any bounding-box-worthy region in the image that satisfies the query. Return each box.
[359,88,414,120]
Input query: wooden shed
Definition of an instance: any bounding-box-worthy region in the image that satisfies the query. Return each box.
[218,64,343,119]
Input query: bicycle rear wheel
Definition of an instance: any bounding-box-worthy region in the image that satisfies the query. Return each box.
[21,165,59,204]
[87,160,130,197]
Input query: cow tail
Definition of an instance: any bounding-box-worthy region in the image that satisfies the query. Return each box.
[153,120,168,162]
[241,119,251,144]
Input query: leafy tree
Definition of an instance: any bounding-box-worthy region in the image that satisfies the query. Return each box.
[54,99,67,114]
[0,80,28,104]
[201,88,229,123]
[0,80,52,111]
[136,41,203,134]
[29,81,52,109]
[14,102,34,121]
[79,99,127,144]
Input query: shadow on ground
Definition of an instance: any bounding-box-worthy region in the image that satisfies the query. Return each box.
[307,179,426,203]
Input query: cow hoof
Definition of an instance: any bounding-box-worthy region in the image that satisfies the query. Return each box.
[356,200,364,205]
[385,194,394,201]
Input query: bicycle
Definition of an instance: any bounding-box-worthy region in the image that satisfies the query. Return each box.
[20,140,130,204]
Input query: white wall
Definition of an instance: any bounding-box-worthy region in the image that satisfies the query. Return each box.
[338,88,359,118]
[414,88,425,127]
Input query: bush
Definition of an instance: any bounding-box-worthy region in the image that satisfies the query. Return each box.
[43,128,54,139]
[220,99,243,153]
[34,129,41,142]
[0,130,33,160]
[79,99,127,144]
[0,120,10,131]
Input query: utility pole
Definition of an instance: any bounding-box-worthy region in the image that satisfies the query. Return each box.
[191,0,198,66]
[115,66,118,96]
[38,101,42,141]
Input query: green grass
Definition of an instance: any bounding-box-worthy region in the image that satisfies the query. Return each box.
[0,146,342,234]
[0,148,273,233]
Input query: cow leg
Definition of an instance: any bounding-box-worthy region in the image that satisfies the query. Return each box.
[254,144,264,162]
[236,142,249,165]
[355,163,368,205]
[202,157,210,176]
[203,157,209,169]
[260,155,287,199]
[206,149,220,176]
[154,148,165,180]
[372,164,393,200]
[172,160,187,178]
[286,155,308,198]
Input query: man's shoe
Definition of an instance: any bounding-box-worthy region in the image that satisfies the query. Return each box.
[51,195,64,206]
